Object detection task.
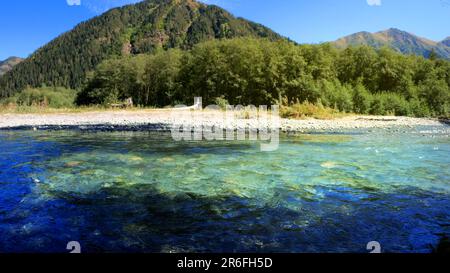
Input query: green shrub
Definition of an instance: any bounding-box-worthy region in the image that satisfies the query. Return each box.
[0,96,17,106]
[419,78,449,117]
[352,83,372,114]
[320,80,353,112]
[381,93,411,116]
[214,96,229,110]
[333,84,353,112]
[370,93,411,116]
[14,86,77,108]
[370,95,386,115]
[409,98,431,117]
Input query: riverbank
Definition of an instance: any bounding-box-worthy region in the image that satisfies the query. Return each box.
[0,109,448,133]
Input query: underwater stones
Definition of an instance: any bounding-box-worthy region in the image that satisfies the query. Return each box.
[79,169,96,176]
[102,182,113,189]
[281,222,307,232]
[123,223,147,234]
[32,178,41,183]
[65,161,82,167]
[129,156,144,162]
[1,128,448,253]
[293,134,352,144]
[321,161,339,169]
[159,156,175,162]
[20,223,35,235]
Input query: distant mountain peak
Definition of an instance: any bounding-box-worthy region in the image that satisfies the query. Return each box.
[377,28,417,40]
[381,27,404,33]
[440,37,450,47]
[333,28,450,60]
[2,56,23,62]
[0,57,24,76]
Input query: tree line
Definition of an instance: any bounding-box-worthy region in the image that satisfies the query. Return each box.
[75,37,449,117]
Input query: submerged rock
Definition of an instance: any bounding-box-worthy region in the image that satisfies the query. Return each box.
[321,161,339,169]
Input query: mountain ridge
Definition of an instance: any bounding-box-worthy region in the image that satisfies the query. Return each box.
[440,37,450,47]
[333,28,450,60]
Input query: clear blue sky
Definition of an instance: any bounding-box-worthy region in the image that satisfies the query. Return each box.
[1,0,449,60]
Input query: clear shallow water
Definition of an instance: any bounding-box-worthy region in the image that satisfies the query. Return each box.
[0,128,449,253]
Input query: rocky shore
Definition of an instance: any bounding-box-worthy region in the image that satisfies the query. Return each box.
[0,110,448,133]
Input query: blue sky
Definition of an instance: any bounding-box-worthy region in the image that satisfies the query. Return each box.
[0,0,449,60]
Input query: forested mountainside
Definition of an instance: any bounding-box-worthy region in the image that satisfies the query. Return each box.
[0,0,281,98]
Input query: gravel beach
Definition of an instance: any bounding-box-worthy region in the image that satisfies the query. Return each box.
[0,110,448,133]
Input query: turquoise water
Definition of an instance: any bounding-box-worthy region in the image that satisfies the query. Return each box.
[0,128,449,253]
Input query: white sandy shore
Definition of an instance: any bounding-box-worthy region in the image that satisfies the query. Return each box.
[0,110,447,132]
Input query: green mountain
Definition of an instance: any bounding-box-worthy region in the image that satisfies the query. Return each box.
[333,28,450,60]
[0,0,281,98]
[0,57,23,76]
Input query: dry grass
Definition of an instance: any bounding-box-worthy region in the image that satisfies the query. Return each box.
[0,104,158,114]
[1,102,352,120]
[280,102,351,120]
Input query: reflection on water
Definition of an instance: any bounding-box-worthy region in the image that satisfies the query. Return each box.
[0,128,449,253]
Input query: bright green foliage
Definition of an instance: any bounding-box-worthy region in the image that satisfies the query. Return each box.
[2,86,77,108]
[142,49,182,106]
[177,38,280,105]
[381,93,411,116]
[75,37,450,117]
[369,93,412,116]
[214,96,229,110]
[76,56,146,105]
[419,77,449,116]
[408,99,431,117]
[319,79,353,112]
[352,83,372,114]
